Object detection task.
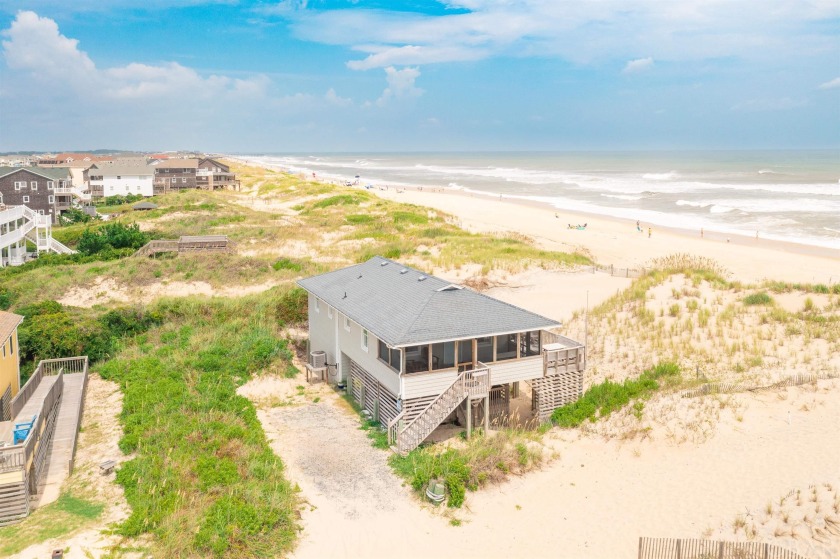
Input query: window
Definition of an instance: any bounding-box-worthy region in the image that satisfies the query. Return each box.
[344,316,351,331]
[378,340,402,372]
[14,181,25,190]
[361,329,369,351]
[182,177,187,183]
[37,210,44,215]
[520,331,541,357]
[117,176,121,180]
[314,297,320,313]
[48,195,55,204]
[22,196,29,203]
[495,334,517,361]
[30,181,37,190]
[10,336,13,354]
[47,181,54,190]
[431,341,455,370]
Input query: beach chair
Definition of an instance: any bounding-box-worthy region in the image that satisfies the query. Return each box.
[13,414,37,444]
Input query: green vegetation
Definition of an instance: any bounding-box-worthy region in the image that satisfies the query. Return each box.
[389,429,543,508]
[14,301,160,382]
[93,193,146,206]
[58,207,95,225]
[744,292,773,306]
[552,363,681,427]
[97,292,303,558]
[272,257,303,272]
[0,493,104,557]
[77,222,150,255]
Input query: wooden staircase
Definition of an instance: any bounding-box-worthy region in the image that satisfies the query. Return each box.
[388,366,490,454]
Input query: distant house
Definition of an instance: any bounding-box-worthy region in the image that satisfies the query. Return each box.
[0,311,23,421]
[152,159,199,194]
[298,257,586,453]
[196,158,240,190]
[87,164,154,198]
[0,167,74,223]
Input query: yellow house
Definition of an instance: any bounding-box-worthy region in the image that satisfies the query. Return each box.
[0,310,23,421]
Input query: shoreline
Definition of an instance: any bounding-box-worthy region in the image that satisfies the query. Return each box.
[234,157,840,285]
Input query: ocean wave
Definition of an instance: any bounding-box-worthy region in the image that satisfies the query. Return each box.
[601,194,643,201]
[642,172,679,180]
[675,200,709,208]
[447,182,464,190]
[710,205,736,214]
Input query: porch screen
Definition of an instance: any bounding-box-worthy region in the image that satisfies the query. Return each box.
[404,345,429,373]
[476,337,493,363]
[431,341,455,370]
[520,330,541,357]
[495,333,517,361]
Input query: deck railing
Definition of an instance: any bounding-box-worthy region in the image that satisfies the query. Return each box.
[389,363,490,453]
[638,537,807,559]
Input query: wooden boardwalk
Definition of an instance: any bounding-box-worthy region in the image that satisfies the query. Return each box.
[13,375,58,425]
[34,372,87,504]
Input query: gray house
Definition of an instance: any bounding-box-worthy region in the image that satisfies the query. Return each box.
[298,256,585,453]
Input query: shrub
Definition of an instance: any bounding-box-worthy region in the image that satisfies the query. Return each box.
[77,222,150,255]
[744,292,773,306]
[312,194,361,209]
[551,362,680,427]
[0,287,14,310]
[275,287,308,325]
[58,207,93,225]
[346,214,374,224]
[272,258,302,272]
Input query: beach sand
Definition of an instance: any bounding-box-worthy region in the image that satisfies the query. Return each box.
[372,186,840,285]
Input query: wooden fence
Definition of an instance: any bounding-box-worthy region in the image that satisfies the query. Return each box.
[682,371,840,399]
[638,537,807,559]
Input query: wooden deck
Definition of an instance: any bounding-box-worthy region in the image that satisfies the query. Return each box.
[134,235,230,257]
[0,357,88,525]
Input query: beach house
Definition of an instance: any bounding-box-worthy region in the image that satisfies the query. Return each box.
[0,311,23,421]
[0,167,77,223]
[196,158,240,190]
[298,257,585,453]
[87,164,154,198]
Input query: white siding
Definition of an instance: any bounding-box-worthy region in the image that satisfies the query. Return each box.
[307,294,337,374]
[91,175,153,197]
[337,316,400,397]
[402,369,458,399]
[488,356,543,385]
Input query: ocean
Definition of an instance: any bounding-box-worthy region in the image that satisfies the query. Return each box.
[241,151,840,250]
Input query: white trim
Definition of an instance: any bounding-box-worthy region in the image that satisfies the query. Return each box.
[361,328,369,352]
[314,297,320,313]
[48,195,55,203]
[344,315,351,331]
[30,181,37,190]
[327,305,333,319]
[22,195,29,203]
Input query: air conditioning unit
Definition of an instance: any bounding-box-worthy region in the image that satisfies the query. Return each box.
[310,350,327,369]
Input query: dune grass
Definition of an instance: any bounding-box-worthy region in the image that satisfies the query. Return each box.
[94,290,305,558]
[0,493,104,556]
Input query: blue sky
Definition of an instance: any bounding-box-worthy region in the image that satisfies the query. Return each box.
[0,1,838,152]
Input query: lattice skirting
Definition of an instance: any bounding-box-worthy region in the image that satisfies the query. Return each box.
[347,360,399,427]
[530,371,583,423]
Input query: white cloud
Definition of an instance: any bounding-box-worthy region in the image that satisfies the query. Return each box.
[622,57,654,74]
[817,77,840,90]
[2,11,268,101]
[376,66,423,106]
[324,87,352,106]
[278,1,840,70]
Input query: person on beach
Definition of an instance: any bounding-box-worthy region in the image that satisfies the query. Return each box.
[648,227,652,238]
[701,227,704,238]
[636,220,642,233]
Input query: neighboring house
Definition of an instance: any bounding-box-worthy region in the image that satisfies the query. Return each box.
[0,167,74,223]
[152,159,198,194]
[0,311,23,421]
[0,204,76,266]
[196,158,240,190]
[298,257,586,453]
[87,164,154,198]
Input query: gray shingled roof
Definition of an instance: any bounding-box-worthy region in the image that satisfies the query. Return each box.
[297,257,560,347]
[89,164,154,177]
[0,166,71,181]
